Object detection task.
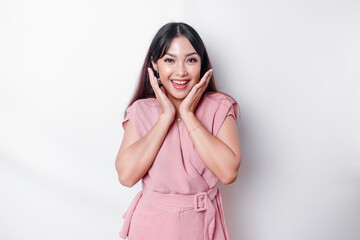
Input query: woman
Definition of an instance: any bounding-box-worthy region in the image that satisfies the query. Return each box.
[115,22,242,240]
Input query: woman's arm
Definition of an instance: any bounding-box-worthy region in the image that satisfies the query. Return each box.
[115,113,173,187]
[115,67,175,187]
[178,69,241,185]
[182,112,242,185]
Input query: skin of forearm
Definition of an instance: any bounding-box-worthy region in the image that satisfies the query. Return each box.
[182,112,239,184]
[116,114,173,187]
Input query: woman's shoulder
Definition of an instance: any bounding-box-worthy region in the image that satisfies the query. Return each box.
[129,97,159,109]
[124,97,160,119]
[202,91,237,106]
[200,91,238,119]
[122,97,160,134]
[197,92,239,133]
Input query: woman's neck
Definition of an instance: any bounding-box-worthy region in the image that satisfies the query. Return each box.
[168,97,182,120]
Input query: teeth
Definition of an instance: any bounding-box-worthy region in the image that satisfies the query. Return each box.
[172,80,188,85]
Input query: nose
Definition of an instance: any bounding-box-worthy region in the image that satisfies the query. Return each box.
[176,62,187,76]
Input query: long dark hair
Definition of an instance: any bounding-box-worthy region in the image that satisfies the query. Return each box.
[126,22,219,110]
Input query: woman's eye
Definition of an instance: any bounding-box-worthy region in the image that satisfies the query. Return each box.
[164,58,198,63]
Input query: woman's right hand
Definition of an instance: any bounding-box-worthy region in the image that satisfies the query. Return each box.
[148,67,175,121]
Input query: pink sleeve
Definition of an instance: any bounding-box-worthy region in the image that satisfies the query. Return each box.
[121,100,149,138]
[213,95,238,136]
[122,102,143,139]
[122,105,133,130]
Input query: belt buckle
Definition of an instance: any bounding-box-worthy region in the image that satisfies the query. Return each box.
[194,192,207,212]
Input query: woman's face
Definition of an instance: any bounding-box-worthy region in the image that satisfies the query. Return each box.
[152,36,201,103]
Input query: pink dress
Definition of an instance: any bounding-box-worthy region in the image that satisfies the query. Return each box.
[119,92,238,240]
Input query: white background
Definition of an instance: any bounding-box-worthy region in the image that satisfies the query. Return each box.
[1,0,359,239]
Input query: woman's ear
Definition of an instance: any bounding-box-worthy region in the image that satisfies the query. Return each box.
[150,56,158,71]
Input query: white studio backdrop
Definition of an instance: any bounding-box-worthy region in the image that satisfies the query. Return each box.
[0,0,359,239]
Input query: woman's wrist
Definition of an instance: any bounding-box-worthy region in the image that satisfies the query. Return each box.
[159,112,175,124]
[188,125,202,135]
[179,110,195,121]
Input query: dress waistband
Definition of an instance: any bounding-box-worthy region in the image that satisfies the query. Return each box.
[142,182,218,213]
[119,181,229,240]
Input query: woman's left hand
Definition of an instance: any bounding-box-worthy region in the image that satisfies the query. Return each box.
[179,69,213,117]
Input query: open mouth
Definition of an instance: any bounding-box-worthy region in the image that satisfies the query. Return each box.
[171,79,190,89]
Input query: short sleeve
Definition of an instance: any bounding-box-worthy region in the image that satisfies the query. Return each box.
[224,97,238,121]
[121,99,158,139]
[122,105,133,130]
[121,102,143,139]
[212,94,238,136]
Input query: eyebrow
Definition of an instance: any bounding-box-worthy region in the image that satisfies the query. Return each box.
[165,52,199,57]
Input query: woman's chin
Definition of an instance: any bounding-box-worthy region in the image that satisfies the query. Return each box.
[171,91,189,100]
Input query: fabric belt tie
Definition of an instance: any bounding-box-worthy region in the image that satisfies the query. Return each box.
[119,181,229,240]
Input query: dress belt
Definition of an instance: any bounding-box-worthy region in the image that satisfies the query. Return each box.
[119,181,229,240]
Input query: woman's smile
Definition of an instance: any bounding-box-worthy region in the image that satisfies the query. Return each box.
[171,79,191,89]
